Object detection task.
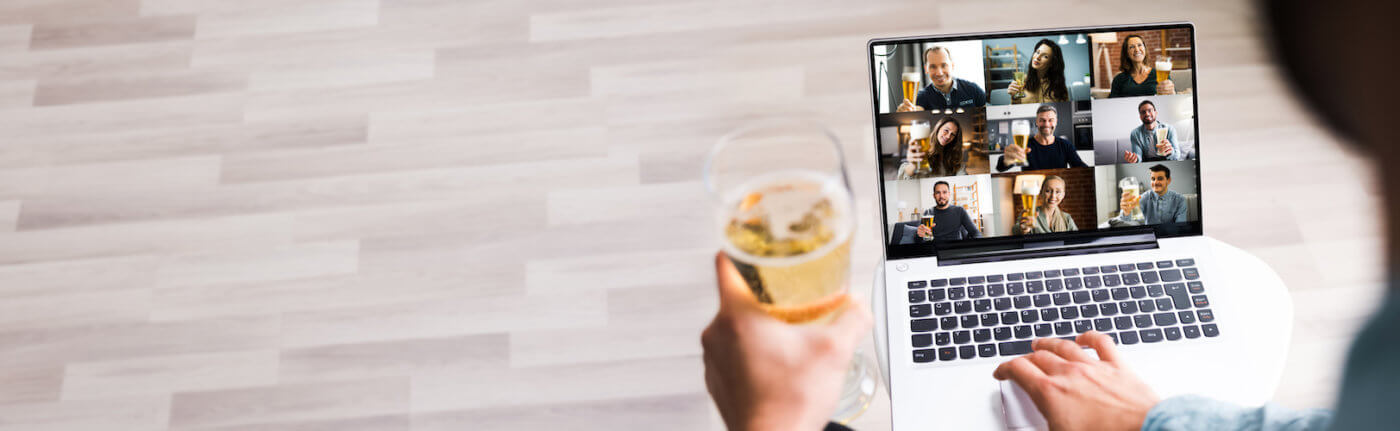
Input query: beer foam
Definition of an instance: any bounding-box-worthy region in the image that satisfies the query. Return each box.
[721,171,853,263]
[1155,60,1172,71]
[1020,182,1039,195]
[909,123,931,139]
[902,72,920,82]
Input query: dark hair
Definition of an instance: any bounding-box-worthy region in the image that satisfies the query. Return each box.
[1149,164,1171,179]
[930,117,964,176]
[1036,104,1057,116]
[1118,35,1146,75]
[1024,39,1069,102]
[923,46,952,63]
[1138,100,1155,111]
[933,180,951,191]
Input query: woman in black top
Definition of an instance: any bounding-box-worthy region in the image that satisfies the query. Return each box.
[1108,34,1176,97]
[995,104,1088,172]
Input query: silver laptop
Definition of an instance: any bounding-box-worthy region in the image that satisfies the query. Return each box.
[867,23,1243,429]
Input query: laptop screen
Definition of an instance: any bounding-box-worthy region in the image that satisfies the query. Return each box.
[869,23,1203,260]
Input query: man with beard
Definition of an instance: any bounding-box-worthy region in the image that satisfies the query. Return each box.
[996,104,1089,172]
[1124,100,1184,163]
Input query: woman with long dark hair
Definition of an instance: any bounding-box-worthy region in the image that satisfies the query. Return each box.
[1109,34,1176,97]
[898,116,967,179]
[1008,38,1069,103]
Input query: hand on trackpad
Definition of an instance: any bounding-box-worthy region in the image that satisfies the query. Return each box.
[999,379,1047,430]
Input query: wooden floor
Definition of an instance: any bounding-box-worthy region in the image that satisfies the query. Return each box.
[0,0,1382,429]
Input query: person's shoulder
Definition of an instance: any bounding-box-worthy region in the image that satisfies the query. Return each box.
[1111,72,1129,83]
[956,78,984,92]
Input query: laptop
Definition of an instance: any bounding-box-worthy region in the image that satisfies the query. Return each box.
[867,23,1240,429]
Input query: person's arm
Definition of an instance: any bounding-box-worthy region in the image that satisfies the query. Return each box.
[968,80,987,107]
[1062,138,1088,168]
[1065,213,1078,231]
[962,209,981,238]
[1128,130,1148,161]
[1142,395,1331,431]
[1168,126,1186,161]
[1173,195,1188,223]
[995,154,1012,172]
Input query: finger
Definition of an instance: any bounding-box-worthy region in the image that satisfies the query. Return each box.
[1024,347,1071,374]
[1077,331,1123,364]
[714,252,761,313]
[825,295,874,348]
[992,357,1048,391]
[1033,337,1093,363]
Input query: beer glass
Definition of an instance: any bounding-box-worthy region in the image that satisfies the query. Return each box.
[920,214,936,240]
[901,68,920,105]
[1153,127,1170,156]
[1119,176,1145,223]
[1010,120,1031,167]
[909,120,932,171]
[1155,57,1172,83]
[704,119,876,424]
[1019,183,1039,224]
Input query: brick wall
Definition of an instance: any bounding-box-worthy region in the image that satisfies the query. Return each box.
[998,167,1098,231]
[1096,28,1193,90]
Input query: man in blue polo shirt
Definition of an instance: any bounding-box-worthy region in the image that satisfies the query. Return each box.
[897,46,987,112]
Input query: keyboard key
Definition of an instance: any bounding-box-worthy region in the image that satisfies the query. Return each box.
[1187,281,1205,294]
[1156,260,1174,268]
[1179,310,1196,324]
[1108,333,1120,344]
[988,284,1006,297]
[974,299,992,313]
[913,334,933,347]
[1040,308,1060,322]
[1034,323,1052,337]
[1100,265,1118,273]
[1138,299,1156,313]
[1044,269,1062,278]
[940,317,958,330]
[960,345,977,359]
[1013,295,1032,309]
[1072,291,1091,304]
[1046,279,1064,292]
[909,290,926,303]
[994,297,1012,311]
[994,327,1013,341]
[1111,288,1130,301]
[1164,327,1182,341]
[929,288,947,301]
[1156,298,1174,311]
[1133,314,1154,328]
[1025,271,1043,279]
[935,332,951,345]
[1137,262,1155,270]
[1054,322,1073,335]
[1197,309,1215,322]
[948,287,966,300]
[1020,310,1039,323]
[1193,295,1210,308]
[1073,319,1093,333]
[1103,274,1122,287]
[950,277,967,285]
[968,285,986,298]
[968,276,986,284]
[1026,280,1045,293]
[1183,268,1200,280]
[1129,286,1147,299]
[1122,272,1141,285]
[1118,263,1136,272]
[909,280,928,289]
[1147,285,1164,297]
[1001,311,1019,325]
[910,304,932,317]
[1052,293,1071,306]
[953,330,970,344]
[934,302,952,316]
[1060,305,1080,320]
[973,329,991,342]
[1176,258,1195,267]
[1183,325,1201,339]
[915,349,938,362]
[1091,289,1110,302]
[1153,312,1178,326]
[1065,277,1083,290]
[1084,276,1103,289]
[1202,324,1220,337]
[1099,302,1119,316]
[1114,316,1133,330]
[1080,304,1100,318]
[1033,294,1051,307]
[979,343,998,358]
[913,319,938,332]
[1063,268,1081,276]
[1159,269,1183,282]
[930,279,949,287]
[1119,300,1139,314]
[1140,328,1165,343]
[1141,271,1160,284]
[939,347,957,361]
[954,301,971,314]
[1014,325,1033,339]
[988,274,1005,283]
[1007,273,1024,281]
[1120,331,1140,344]
[961,315,979,329]
[1007,282,1026,295]
[998,340,1032,356]
[1094,318,1113,332]
[1082,266,1100,275]
[981,313,999,327]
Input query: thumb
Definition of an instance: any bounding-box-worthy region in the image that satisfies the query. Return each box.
[715,252,761,314]
[827,296,874,347]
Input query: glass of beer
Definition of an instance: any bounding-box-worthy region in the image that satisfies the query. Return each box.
[920,214,936,240]
[1019,182,1038,224]
[909,120,932,171]
[704,118,876,424]
[1119,176,1145,223]
[1153,126,1170,156]
[901,68,920,105]
[1155,56,1172,83]
[1010,119,1031,167]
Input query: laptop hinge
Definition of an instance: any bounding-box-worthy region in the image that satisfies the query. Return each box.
[935,227,1159,266]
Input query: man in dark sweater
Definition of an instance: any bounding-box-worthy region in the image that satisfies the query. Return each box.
[897,46,987,112]
[916,181,981,241]
[995,104,1089,172]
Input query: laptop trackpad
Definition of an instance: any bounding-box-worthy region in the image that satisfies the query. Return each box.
[1000,379,1047,430]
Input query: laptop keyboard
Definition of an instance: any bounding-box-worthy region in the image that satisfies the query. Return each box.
[907,258,1218,363]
